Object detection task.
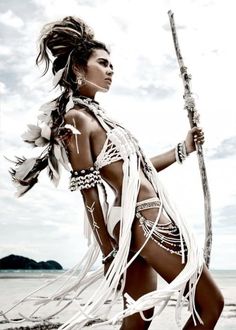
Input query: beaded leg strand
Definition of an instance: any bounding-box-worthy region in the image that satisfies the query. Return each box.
[135,199,188,257]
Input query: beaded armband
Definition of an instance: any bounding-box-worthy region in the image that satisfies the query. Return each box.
[69,166,102,191]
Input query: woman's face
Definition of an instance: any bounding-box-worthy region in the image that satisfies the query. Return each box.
[82,49,114,94]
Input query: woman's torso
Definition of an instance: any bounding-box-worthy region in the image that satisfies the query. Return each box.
[87,107,157,206]
[66,105,171,227]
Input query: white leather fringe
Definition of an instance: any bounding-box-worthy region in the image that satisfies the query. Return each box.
[1,99,204,329]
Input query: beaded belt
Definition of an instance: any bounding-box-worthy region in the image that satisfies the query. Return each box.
[136,200,161,213]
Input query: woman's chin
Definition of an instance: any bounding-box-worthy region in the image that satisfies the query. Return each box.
[99,86,110,93]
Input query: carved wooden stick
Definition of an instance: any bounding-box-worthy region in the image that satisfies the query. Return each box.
[168,10,212,267]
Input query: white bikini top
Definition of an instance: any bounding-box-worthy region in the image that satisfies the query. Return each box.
[94,126,138,170]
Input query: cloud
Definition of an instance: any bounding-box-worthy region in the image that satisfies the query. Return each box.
[162,22,187,32]
[140,84,175,99]
[0,45,12,56]
[215,202,236,229]
[0,0,40,22]
[0,81,8,94]
[208,136,236,159]
[112,83,174,99]
[111,15,129,33]
[0,9,24,28]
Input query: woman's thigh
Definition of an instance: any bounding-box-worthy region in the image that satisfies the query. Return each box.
[130,216,186,282]
[120,252,157,330]
[130,218,224,326]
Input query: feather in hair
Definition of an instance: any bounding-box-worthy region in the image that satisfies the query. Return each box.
[60,146,71,171]
[9,156,48,197]
[11,157,38,181]
[21,124,48,147]
[38,100,57,125]
[52,50,73,88]
[65,92,74,112]
[48,150,60,186]
[41,124,51,140]
[21,124,41,144]
[62,51,73,82]
[53,68,65,87]
[35,136,48,147]
[53,144,70,171]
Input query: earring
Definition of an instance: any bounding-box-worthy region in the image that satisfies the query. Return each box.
[77,73,85,87]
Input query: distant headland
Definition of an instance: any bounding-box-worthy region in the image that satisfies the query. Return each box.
[0,254,63,270]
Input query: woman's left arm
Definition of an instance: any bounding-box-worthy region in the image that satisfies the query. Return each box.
[150,127,205,172]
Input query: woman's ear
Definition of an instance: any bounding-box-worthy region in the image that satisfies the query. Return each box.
[72,64,85,77]
[72,64,79,76]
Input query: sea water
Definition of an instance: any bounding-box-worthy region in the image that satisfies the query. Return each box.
[0,269,235,329]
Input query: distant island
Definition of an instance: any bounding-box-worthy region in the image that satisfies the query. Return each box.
[0,254,63,270]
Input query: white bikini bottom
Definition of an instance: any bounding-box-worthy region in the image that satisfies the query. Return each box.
[107,196,187,256]
[107,196,160,238]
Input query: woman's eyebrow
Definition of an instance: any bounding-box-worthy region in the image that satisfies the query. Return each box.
[97,57,113,70]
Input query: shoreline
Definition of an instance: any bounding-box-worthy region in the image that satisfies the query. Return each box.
[0,270,235,329]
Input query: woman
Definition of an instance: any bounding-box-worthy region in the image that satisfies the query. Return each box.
[5,16,223,329]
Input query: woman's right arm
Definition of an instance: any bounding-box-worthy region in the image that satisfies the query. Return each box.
[64,109,114,258]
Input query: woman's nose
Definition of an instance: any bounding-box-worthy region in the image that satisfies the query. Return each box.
[107,67,114,76]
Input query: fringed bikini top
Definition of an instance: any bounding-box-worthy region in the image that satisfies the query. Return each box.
[72,97,150,173]
[94,126,139,169]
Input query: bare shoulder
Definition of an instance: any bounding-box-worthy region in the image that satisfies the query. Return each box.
[64,106,95,134]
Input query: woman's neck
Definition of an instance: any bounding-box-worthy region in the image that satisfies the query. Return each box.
[76,86,96,100]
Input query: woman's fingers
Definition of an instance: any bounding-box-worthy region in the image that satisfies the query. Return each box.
[193,127,205,144]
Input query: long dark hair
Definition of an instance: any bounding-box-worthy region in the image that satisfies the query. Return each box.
[36,16,109,128]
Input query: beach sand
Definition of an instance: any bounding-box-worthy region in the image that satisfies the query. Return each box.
[0,270,235,329]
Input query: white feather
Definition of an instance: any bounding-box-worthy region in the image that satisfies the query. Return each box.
[41,124,51,140]
[53,144,62,161]
[65,94,74,112]
[60,146,70,170]
[35,136,48,147]
[38,101,56,125]
[53,68,65,87]
[14,158,37,180]
[64,124,81,135]
[53,144,70,171]
[21,124,41,142]
[37,112,53,125]
[15,184,29,198]
[38,100,56,114]
[48,157,60,187]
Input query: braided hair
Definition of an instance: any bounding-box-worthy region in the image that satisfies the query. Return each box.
[10,17,109,196]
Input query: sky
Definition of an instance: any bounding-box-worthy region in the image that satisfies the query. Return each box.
[0,0,236,270]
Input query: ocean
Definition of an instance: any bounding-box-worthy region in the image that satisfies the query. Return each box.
[0,269,235,329]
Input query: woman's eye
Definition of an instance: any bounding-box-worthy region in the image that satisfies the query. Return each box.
[99,61,107,67]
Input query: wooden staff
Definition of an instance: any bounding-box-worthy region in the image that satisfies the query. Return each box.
[168,10,212,267]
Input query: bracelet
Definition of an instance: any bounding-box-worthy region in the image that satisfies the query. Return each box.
[175,141,188,164]
[102,249,118,264]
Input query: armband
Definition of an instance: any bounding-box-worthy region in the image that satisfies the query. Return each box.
[69,166,102,191]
